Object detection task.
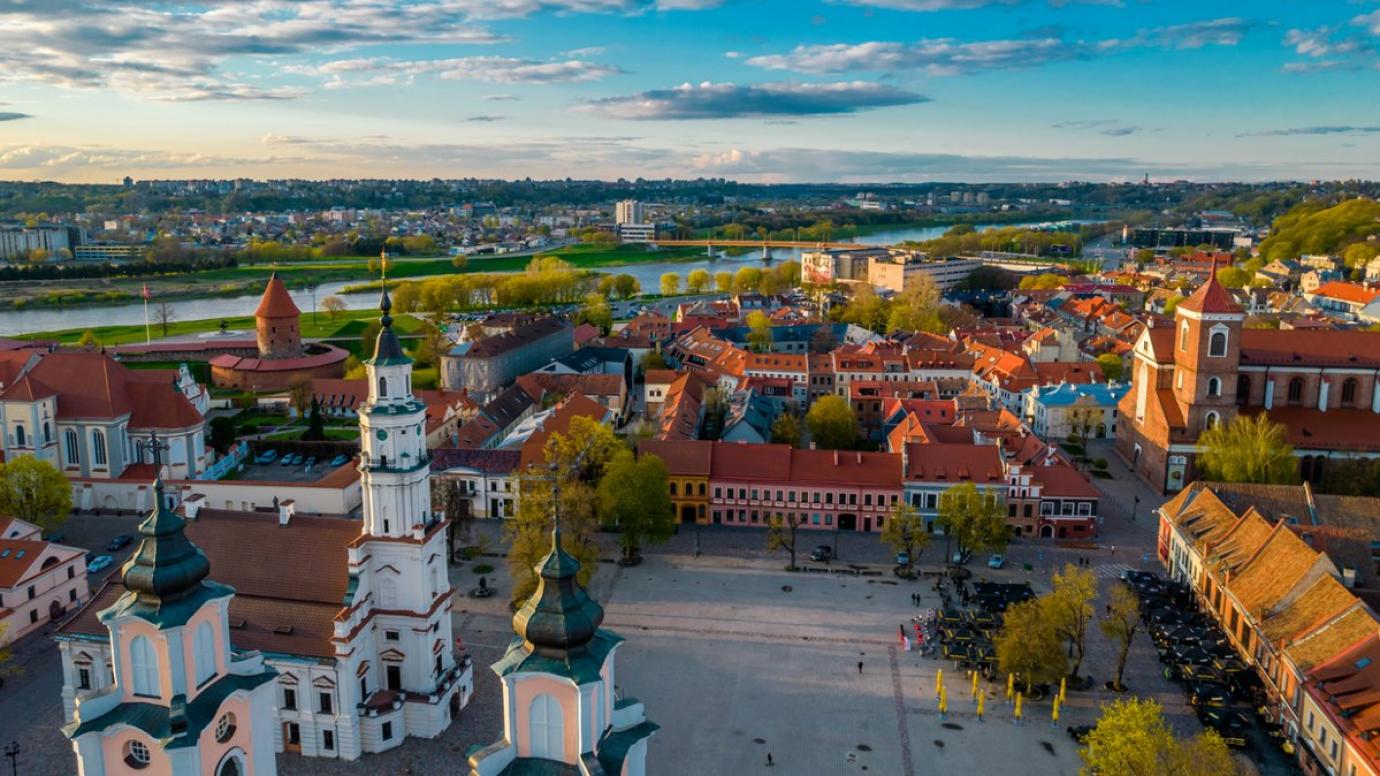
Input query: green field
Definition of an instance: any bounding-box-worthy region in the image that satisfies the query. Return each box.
[21,308,428,346]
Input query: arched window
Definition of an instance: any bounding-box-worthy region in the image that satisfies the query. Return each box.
[217,757,241,776]
[65,429,79,464]
[1341,378,1358,407]
[193,621,216,685]
[43,421,50,443]
[529,693,564,760]
[1208,331,1227,357]
[129,635,158,696]
[1236,375,1251,406]
[1204,411,1220,430]
[14,425,25,447]
[124,740,151,769]
[378,376,387,398]
[668,481,677,496]
[1287,377,1304,405]
[1207,377,1221,397]
[214,713,237,743]
[92,430,108,466]
[1179,321,1190,352]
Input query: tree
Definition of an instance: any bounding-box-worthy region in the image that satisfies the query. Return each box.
[576,292,613,335]
[770,412,800,447]
[839,284,889,333]
[640,348,668,372]
[660,272,680,297]
[734,266,762,294]
[887,277,944,334]
[1046,563,1098,677]
[451,254,469,270]
[303,397,326,441]
[0,623,14,680]
[1080,698,1240,776]
[746,310,773,353]
[288,374,313,415]
[1162,294,1187,315]
[320,295,347,319]
[1215,265,1251,288]
[995,598,1066,688]
[77,330,100,350]
[880,501,929,575]
[612,273,640,300]
[1198,414,1300,485]
[0,456,72,534]
[1019,273,1067,291]
[153,301,177,337]
[937,481,1008,556]
[1096,353,1124,382]
[208,416,238,454]
[1100,582,1143,692]
[367,254,393,276]
[686,268,710,294]
[1065,396,1102,468]
[805,394,858,450]
[598,450,674,561]
[1133,248,1155,266]
[766,512,802,570]
[714,271,733,293]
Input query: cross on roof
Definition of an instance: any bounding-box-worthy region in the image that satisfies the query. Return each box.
[143,430,170,470]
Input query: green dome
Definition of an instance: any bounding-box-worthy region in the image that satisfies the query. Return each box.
[121,480,212,604]
[512,527,605,657]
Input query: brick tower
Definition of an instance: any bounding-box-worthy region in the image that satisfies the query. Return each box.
[1171,264,1245,436]
[254,272,302,359]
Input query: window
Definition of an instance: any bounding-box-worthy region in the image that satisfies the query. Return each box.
[14,425,24,447]
[43,422,50,443]
[283,688,297,710]
[385,630,400,641]
[1204,411,1220,430]
[1179,321,1190,351]
[529,693,564,760]
[124,740,151,769]
[382,721,393,741]
[194,621,216,685]
[92,430,107,466]
[669,482,677,496]
[130,635,158,696]
[1207,377,1221,397]
[378,376,388,398]
[1236,375,1251,406]
[78,667,91,690]
[65,429,79,464]
[1288,377,1304,405]
[319,691,333,714]
[28,610,36,624]
[322,730,335,751]
[1342,378,1358,407]
[214,712,237,743]
[1208,331,1227,357]
[713,487,721,499]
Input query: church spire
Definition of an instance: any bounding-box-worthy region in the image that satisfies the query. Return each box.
[366,253,409,366]
[511,521,604,658]
[120,432,213,607]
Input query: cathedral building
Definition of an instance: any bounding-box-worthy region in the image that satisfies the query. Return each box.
[1117,266,1380,493]
[58,290,474,765]
[467,524,658,776]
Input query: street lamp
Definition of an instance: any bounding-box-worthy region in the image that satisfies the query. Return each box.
[4,741,19,776]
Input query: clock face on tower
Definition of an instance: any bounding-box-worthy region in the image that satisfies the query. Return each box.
[376,429,388,440]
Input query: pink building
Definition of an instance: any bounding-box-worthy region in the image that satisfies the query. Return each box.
[0,517,89,645]
[708,442,903,532]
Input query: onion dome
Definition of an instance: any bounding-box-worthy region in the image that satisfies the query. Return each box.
[121,479,211,605]
[512,526,605,657]
[366,283,410,366]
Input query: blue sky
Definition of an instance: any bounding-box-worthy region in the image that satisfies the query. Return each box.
[1,0,1377,183]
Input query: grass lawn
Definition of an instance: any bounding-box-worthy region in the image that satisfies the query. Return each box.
[122,359,211,383]
[21,309,427,347]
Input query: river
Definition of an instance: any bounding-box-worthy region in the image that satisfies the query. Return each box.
[0,218,1104,337]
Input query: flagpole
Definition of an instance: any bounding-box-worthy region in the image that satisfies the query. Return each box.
[143,283,151,344]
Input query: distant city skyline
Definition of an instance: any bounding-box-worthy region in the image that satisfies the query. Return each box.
[2,0,1378,183]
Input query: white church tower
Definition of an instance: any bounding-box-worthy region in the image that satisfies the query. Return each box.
[352,282,467,741]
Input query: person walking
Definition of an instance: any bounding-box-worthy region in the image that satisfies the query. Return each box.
[858,661,864,674]
[766,753,774,767]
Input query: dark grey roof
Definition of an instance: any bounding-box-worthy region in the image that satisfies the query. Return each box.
[64,670,276,745]
[461,316,570,359]
[551,346,629,373]
[431,448,522,474]
[482,384,537,428]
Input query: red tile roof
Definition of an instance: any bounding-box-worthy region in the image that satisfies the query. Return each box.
[903,442,1004,482]
[1239,329,1380,369]
[1027,462,1099,498]
[1310,281,1380,306]
[254,272,301,319]
[1176,265,1242,315]
[638,439,714,477]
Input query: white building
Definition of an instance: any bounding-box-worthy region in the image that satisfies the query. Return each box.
[0,517,89,646]
[614,200,644,226]
[57,292,474,763]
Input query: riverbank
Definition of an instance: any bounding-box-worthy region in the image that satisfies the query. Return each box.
[19,307,429,346]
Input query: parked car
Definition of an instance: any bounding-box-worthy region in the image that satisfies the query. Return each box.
[895,552,910,567]
[987,554,1006,569]
[328,454,349,467]
[951,548,972,565]
[86,555,114,574]
[106,534,134,552]
[304,456,318,469]
[809,545,833,562]
[1198,709,1251,748]
[255,449,278,464]
[280,453,299,466]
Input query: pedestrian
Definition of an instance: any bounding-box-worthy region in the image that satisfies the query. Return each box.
[766,753,774,767]
[858,661,864,674]
[1110,544,1116,557]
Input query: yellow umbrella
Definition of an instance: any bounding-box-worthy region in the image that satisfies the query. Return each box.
[976,690,985,721]
[1059,676,1067,704]
[1014,691,1024,722]
[1006,673,1015,702]
[971,670,980,698]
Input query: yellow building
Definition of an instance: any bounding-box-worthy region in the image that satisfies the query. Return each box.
[639,439,713,525]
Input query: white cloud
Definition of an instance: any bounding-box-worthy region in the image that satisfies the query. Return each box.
[303,56,622,88]
[582,80,928,119]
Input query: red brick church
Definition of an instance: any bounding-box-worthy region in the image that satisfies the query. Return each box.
[1117,266,1380,493]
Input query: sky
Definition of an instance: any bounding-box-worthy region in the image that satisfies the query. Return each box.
[1,0,1378,184]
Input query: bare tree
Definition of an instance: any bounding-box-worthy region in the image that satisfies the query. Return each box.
[154,301,177,337]
[320,295,347,319]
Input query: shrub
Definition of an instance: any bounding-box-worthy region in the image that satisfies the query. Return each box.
[473,563,495,574]
[1094,458,1109,470]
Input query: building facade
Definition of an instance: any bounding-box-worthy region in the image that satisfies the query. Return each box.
[0,517,89,646]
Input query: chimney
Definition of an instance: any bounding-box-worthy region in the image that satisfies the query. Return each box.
[183,493,205,521]
[833,450,839,466]
[278,498,295,526]
[1342,567,1357,589]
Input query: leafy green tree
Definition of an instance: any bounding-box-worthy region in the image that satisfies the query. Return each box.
[612,273,640,300]
[770,412,800,447]
[937,481,1008,556]
[995,598,1066,688]
[451,254,468,270]
[208,416,238,454]
[686,268,710,294]
[1257,198,1380,263]
[1096,353,1124,382]
[766,512,802,570]
[1215,265,1251,288]
[839,284,889,333]
[1133,248,1155,265]
[746,310,773,353]
[1162,294,1186,315]
[881,501,929,575]
[598,450,674,561]
[1046,563,1098,677]
[1100,582,1143,691]
[1019,273,1067,291]
[576,292,613,335]
[714,271,733,293]
[77,330,100,350]
[1080,698,1240,776]
[1198,414,1300,485]
[733,266,762,294]
[805,394,858,450]
[640,348,668,372]
[660,272,680,297]
[0,455,72,534]
[886,277,944,334]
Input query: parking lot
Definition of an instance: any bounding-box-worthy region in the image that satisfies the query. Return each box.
[236,453,353,484]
